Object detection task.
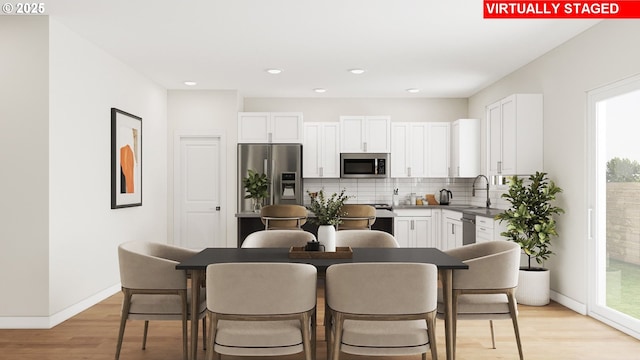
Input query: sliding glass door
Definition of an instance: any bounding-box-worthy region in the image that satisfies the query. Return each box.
[587,75,640,339]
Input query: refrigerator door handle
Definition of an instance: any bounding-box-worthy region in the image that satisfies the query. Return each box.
[263,159,268,174]
[270,159,276,205]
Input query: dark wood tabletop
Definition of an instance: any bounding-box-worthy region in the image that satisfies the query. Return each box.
[176,247,468,272]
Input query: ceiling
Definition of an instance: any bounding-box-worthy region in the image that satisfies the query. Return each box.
[47,0,599,98]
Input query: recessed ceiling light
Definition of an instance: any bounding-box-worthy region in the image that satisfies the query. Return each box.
[349,68,366,75]
[406,88,421,93]
[266,68,283,74]
[314,88,327,93]
[184,81,197,86]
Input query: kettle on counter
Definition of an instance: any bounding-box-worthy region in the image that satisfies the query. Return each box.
[439,189,452,205]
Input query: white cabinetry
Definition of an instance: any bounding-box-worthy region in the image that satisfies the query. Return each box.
[450,118,480,178]
[303,122,340,178]
[391,123,427,177]
[476,216,495,243]
[441,210,463,250]
[393,209,435,248]
[238,112,303,143]
[486,94,543,176]
[390,122,449,178]
[340,116,390,153]
[427,122,450,178]
[476,215,509,242]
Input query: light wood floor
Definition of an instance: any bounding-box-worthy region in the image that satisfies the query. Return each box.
[1,290,639,360]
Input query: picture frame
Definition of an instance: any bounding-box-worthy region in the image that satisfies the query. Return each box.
[111,108,142,209]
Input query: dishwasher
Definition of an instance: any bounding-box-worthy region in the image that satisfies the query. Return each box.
[461,213,476,245]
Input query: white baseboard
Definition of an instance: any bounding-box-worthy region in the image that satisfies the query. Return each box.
[0,284,120,329]
[550,290,587,315]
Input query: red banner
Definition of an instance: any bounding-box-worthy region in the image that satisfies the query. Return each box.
[484,1,640,18]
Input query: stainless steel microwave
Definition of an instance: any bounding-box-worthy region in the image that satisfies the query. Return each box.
[340,153,388,178]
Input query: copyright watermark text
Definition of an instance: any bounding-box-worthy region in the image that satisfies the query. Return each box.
[2,3,46,14]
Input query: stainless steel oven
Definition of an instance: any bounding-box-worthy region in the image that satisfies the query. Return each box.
[340,153,388,178]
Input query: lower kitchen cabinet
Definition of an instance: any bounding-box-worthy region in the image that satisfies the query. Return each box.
[393,209,435,248]
[476,215,494,243]
[476,215,509,242]
[441,210,463,250]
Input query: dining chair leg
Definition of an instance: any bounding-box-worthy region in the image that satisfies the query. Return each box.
[452,289,460,359]
[181,290,188,360]
[311,310,317,360]
[206,312,217,360]
[507,290,524,360]
[202,317,207,350]
[490,320,496,349]
[426,311,438,360]
[301,312,313,360]
[142,321,149,349]
[331,312,343,360]
[115,289,132,360]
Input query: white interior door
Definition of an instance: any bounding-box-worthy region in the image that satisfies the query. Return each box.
[174,134,225,249]
[588,75,640,339]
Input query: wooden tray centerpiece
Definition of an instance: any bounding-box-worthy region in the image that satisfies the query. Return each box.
[288,246,353,259]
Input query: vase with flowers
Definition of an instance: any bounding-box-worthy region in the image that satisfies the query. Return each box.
[306,189,350,251]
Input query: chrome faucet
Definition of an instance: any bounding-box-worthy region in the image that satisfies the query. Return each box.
[472,175,491,208]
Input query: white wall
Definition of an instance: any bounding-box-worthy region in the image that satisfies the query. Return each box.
[468,20,640,311]
[167,90,240,247]
[244,97,468,123]
[48,18,168,321]
[0,17,50,318]
[0,16,168,328]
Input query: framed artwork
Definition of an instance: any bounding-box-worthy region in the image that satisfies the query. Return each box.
[111,108,142,209]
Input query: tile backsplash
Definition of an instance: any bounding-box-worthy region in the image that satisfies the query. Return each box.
[303,177,511,209]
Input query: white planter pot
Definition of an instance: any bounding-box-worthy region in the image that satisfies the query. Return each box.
[516,268,550,306]
[317,225,336,252]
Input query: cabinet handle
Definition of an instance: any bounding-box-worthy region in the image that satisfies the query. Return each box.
[498,161,502,174]
[451,224,455,235]
[320,167,323,177]
[268,132,273,143]
[363,142,368,152]
[411,220,414,230]
[408,167,412,177]
[457,166,460,177]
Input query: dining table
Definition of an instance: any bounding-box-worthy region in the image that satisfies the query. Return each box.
[176,247,468,360]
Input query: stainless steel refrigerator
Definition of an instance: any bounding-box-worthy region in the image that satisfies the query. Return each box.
[237,143,303,212]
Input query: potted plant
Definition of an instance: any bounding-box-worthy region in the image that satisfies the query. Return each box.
[306,189,350,251]
[242,169,269,212]
[495,171,564,306]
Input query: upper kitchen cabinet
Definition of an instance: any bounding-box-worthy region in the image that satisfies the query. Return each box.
[303,122,340,178]
[391,123,427,177]
[486,94,543,176]
[391,122,450,178]
[238,112,303,143]
[450,118,480,178]
[340,116,390,153]
[426,122,450,178]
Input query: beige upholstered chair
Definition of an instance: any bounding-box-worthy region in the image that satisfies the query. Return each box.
[241,230,316,248]
[260,204,308,230]
[205,263,317,360]
[116,241,206,360]
[437,241,523,360]
[334,229,399,248]
[337,204,376,230]
[326,263,438,360]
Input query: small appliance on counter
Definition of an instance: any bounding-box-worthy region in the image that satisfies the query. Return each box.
[439,189,453,205]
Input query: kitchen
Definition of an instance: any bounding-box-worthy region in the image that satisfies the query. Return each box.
[234,107,518,249]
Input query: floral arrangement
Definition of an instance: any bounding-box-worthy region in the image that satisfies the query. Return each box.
[306,189,350,226]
